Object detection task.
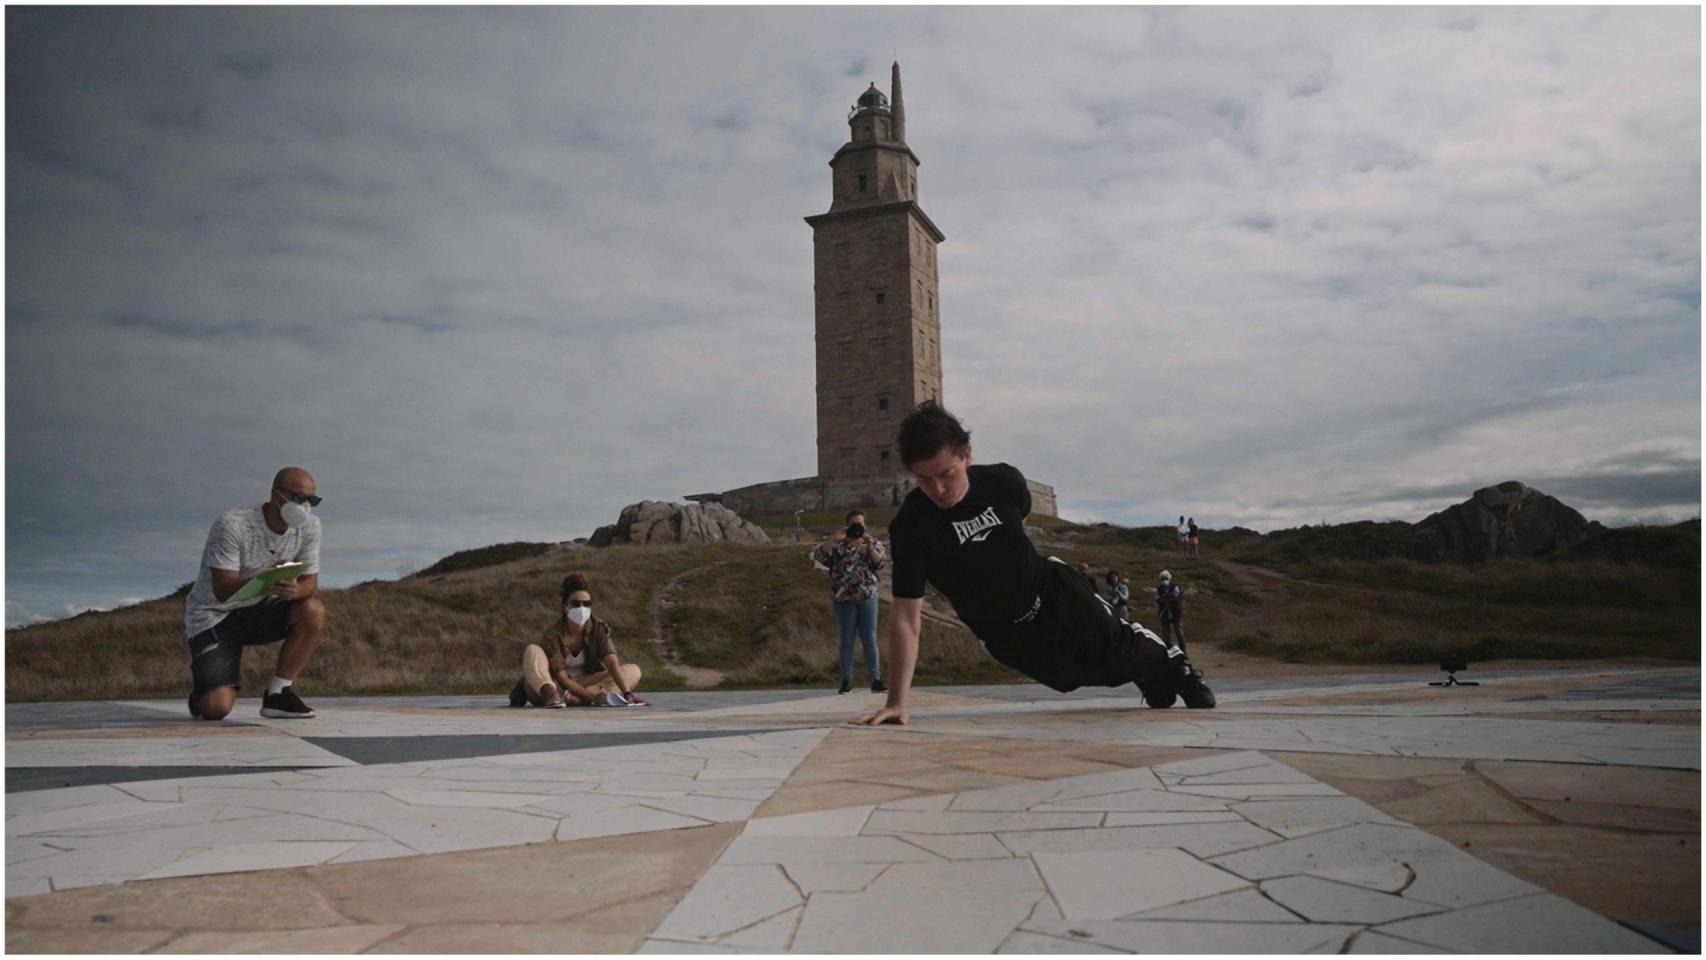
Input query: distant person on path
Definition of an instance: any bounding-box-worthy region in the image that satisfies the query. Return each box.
[1100,569,1130,621]
[813,509,887,694]
[1188,518,1200,557]
[511,573,646,707]
[1177,516,1190,555]
[184,467,325,721]
[1155,570,1186,651]
[854,402,1213,727]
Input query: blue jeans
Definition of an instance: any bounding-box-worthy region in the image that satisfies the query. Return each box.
[834,596,881,684]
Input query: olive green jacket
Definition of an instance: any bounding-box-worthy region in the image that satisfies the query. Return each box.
[539,614,617,677]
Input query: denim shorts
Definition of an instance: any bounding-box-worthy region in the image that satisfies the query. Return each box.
[187,599,293,698]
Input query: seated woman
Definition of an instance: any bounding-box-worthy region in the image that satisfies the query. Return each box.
[510,573,646,707]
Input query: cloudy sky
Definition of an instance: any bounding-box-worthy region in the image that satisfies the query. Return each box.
[6,6,1700,625]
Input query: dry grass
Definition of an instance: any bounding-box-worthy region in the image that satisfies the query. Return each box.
[6,517,1696,702]
[661,542,1017,687]
[7,544,729,702]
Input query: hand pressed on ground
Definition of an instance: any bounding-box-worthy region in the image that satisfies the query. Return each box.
[850,705,907,726]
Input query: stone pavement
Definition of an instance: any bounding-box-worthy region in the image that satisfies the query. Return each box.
[5,665,1698,953]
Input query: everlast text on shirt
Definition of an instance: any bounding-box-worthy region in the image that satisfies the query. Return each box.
[952,506,1003,545]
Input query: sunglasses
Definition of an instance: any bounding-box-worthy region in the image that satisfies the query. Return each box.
[277,488,324,508]
[566,600,593,608]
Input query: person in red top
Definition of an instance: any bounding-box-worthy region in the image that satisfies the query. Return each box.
[854,402,1214,727]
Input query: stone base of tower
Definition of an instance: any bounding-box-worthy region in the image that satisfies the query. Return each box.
[688,474,1058,520]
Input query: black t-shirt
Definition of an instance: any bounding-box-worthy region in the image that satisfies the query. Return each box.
[890,463,1042,630]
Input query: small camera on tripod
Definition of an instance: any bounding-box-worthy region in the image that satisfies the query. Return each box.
[1428,653,1478,687]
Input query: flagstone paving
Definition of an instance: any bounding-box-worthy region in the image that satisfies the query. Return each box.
[4,665,1698,952]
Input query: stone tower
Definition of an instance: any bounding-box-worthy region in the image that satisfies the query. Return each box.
[691,65,1057,519]
[805,62,945,482]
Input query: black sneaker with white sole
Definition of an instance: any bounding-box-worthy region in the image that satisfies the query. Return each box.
[260,686,317,719]
[870,679,887,693]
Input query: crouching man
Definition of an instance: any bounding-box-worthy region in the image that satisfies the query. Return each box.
[185,467,325,720]
[854,402,1214,727]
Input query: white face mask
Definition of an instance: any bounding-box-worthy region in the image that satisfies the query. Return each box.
[565,605,592,626]
[279,500,313,529]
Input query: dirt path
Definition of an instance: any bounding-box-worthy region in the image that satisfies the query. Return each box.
[646,563,730,689]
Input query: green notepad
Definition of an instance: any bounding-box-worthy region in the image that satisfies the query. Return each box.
[228,562,310,603]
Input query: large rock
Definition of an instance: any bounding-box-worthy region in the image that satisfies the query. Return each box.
[1409,481,1603,563]
[589,501,770,547]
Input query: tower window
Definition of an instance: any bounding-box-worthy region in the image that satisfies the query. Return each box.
[880,450,890,462]
[858,174,868,192]
[875,291,885,304]
[910,175,916,195]
[878,397,888,411]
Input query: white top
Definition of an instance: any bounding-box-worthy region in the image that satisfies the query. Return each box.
[562,643,586,675]
[1177,521,1190,538]
[184,506,321,637]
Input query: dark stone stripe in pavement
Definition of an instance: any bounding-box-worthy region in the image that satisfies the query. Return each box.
[303,728,780,765]
[1620,921,1700,953]
[7,765,312,793]
[1514,674,1700,702]
[273,689,835,713]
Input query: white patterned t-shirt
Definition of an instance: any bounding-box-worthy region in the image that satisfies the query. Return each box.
[183,506,321,637]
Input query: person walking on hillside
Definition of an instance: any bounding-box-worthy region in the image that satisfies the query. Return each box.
[1187,518,1200,557]
[184,467,326,721]
[813,509,887,693]
[1176,516,1190,556]
[1155,570,1186,652]
[1100,569,1130,621]
[511,573,646,707]
[853,402,1213,728]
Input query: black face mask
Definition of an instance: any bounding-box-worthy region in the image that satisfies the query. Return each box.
[847,523,866,539]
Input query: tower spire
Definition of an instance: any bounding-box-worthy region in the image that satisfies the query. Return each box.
[890,61,906,143]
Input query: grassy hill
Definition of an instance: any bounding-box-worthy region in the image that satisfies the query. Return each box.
[6,516,1698,702]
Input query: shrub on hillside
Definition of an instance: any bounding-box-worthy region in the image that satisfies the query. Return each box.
[413,542,557,577]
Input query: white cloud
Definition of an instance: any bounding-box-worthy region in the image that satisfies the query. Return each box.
[6,7,1698,621]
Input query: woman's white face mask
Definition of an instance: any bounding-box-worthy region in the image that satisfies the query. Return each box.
[565,605,592,626]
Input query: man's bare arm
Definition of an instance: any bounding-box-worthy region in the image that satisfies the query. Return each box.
[210,568,244,603]
[852,597,921,726]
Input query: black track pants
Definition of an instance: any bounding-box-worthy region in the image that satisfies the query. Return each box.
[975,559,1181,694]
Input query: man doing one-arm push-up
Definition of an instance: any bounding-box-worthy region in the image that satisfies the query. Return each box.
[854,402,1214,727]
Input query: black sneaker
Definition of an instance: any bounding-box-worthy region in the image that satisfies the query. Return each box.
[1179,661,1216,709]
[187,694,201,720]
[870,679,887,693]
[509,679,529,708]
[260,686,317,719]
[838,680,852,694]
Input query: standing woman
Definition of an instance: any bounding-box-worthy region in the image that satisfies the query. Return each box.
[812,509,888,694]
[1101,569,1130,621]
[510,573,646,707]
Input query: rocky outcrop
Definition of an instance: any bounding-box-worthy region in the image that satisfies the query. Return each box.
[1409,481,1604,563]
[590,501,770,547]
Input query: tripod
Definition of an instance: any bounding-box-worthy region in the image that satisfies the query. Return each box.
[1428,671,1479,687]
